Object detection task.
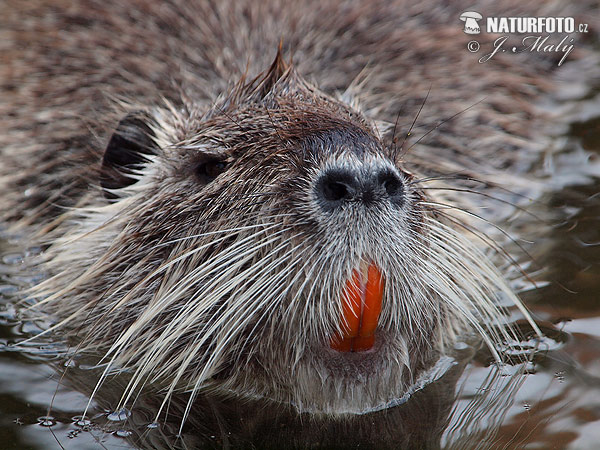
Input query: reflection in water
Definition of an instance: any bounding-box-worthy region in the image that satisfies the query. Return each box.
[444,364,528,450]
[64,357,466,449]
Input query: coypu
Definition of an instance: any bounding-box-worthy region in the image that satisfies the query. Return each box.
[0,0,597,433]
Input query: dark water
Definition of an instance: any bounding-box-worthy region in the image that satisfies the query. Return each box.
[1,109,599,449]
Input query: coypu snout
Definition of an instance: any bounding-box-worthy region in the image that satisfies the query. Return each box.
[313,158,402,352]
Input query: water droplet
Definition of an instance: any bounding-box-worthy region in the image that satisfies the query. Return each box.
[72,416,91,427]
[115,430,132,438]
[107,408,131,422]
[2,253,24,265]
[524,362,537,374]
[147,422,159,429]
[453,341,469,350]
[67,430,80,439]
[38,416,56,427]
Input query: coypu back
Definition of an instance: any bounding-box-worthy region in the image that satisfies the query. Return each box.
[0,0,598,428]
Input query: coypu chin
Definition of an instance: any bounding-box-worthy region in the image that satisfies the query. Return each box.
[0,0,593,429]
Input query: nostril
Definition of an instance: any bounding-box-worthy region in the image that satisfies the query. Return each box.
[378,170,404,203]
[322,179,351,202]
[315,169,359,208]
[381,175,400,196]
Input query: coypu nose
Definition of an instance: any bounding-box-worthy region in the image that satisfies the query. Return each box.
[315,166,404,211]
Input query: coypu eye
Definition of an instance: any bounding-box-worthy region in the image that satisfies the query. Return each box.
[195,159,228,184]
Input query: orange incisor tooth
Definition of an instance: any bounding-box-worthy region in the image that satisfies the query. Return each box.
[359,263,384,338]
[330,335,353,352]
[351,334,375,352]
[341,269,362,338]
[330,263,384,352]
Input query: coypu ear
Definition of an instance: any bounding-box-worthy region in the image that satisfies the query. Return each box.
[100,112,158,200]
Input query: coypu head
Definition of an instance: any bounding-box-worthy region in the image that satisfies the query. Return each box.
[33,51,528,419]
